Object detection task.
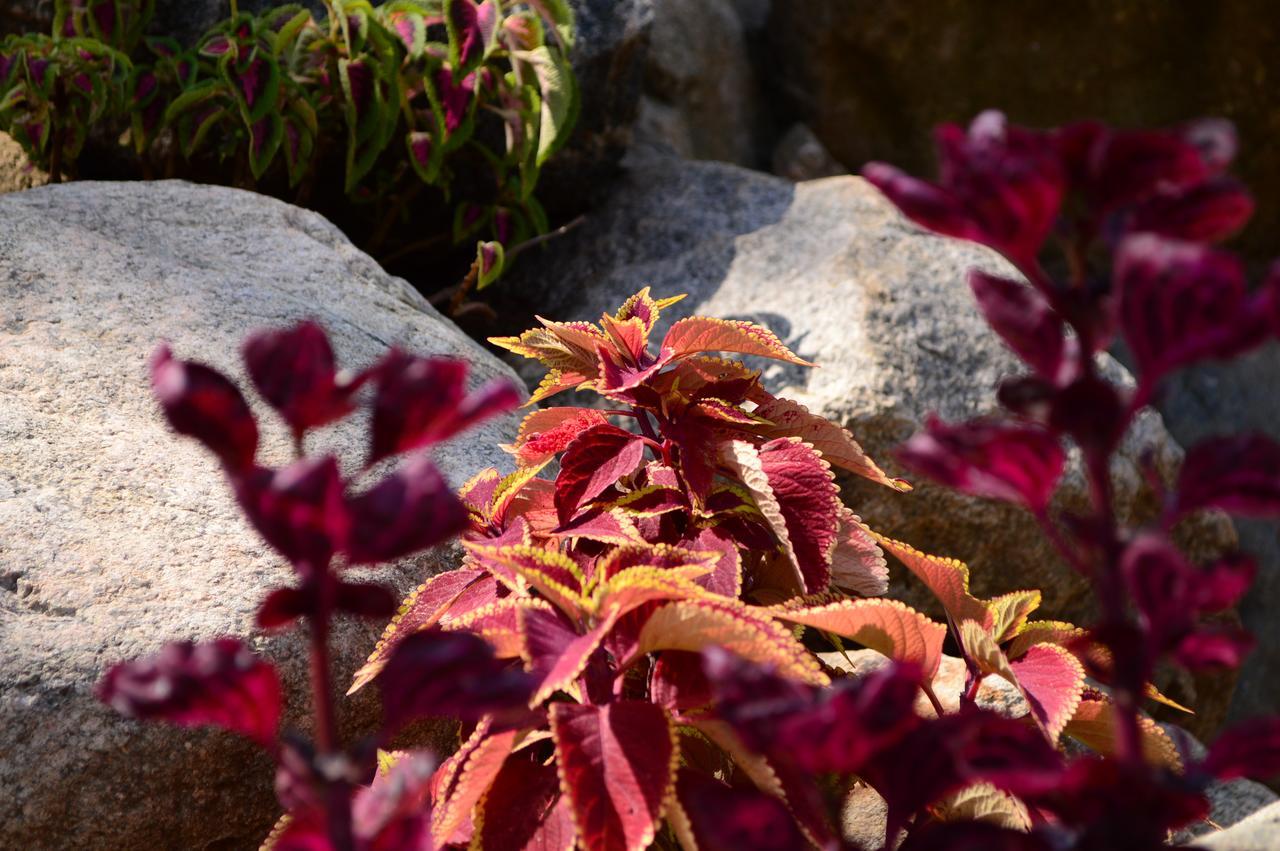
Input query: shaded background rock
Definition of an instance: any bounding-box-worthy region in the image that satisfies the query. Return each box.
[1195,799,1280,850]
[495,152,1241,736]
[765,0,1280,268]
[0,181,521,849]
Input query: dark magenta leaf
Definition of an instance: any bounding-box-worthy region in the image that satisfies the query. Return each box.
[553,423,647,524]
[368,351,520,464]
[866,111,1063,266]
[1201,717,1280,782]
[896,417,1064,512]
[675,769,808,851]
[1174,433,1280,518]
[242,321,358,437]
[334,581,397,619]
[650,651,714,716]
[969,270,1066,380]
[1127,177,1255,243]
[1056,120,1216,214]
[1047,374,1128,454]
[345,454,469,564]
[1190,553,1256,612]
[378,629,535,731]
[1174,627,1255,671]
[234,457,349,571]
[97,638,282,747]
[1116,234,1270,389]
[256,586,310,629]
[151,344,258,472]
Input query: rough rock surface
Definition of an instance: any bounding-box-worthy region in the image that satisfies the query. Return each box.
[0,181,522,849]
[638,0,763,166]
[1196,799,1280,850]
[1146,347,1280,726]
[766,0,1280,265]
[496,152,1239,734]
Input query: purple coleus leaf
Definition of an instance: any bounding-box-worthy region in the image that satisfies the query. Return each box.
[864,110,1064,268]
[970,270,1068,380]
[243,321,363,438]
[897,416,1065,512]
[1127,177,1255,243]
[378,629,535,732]
[674,769,808,851]
[1173,433,1280,519]
[97,638,282,747]
[368,351,520,465]
[151,344,258,472]
[1116,234,1272,391]
[702,647,921,775]
[436,66,475,134]
[345,454,470,564]
[1200,717,1280,782]
[234,457,350,571]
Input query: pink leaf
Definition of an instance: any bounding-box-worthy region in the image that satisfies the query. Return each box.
[1175,433,1280,518]
[242,321,359,436]
[1008,644,1086,743]
[234,457,349,570]
[970,271,1067,380]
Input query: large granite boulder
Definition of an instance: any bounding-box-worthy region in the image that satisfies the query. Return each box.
[495,152,1240,734]
[765,0,1280,265]
[0,181,522,849]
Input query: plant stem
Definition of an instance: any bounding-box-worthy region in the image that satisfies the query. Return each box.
[448,258,481,316]
[308,582,354,851]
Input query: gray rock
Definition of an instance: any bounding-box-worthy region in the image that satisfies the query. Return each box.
[0,181,522,849]
[1194,799,1280,850]
[1139,346,1280,728]
[1165,726,1278,845]
[496,152,1239,734]
[772,123,846,182]
[640,0,763,167]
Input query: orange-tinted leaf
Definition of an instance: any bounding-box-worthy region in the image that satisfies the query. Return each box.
[459,467,502,514]
[695,398,766,426]
[504,408,610,467]
[1062,698,1183,770]
[773,598,947,681]
[550,701,677,851]
[526,368,590,406]
[752,396,910,491]
[430,720,518,845]
[877,535,993,630]
[661,317,813,366]
[610,484,689,517]
[614,287,685,334]
[444,598,553,659]
[463,541,586,618]
[597,567,710,619]
[348,566,485,694]
[1005,620,1086,660]
[986,590,1043,644]
[549,509,646,548]
[637,599,828,685]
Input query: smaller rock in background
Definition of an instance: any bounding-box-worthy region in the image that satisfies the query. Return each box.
[772,123,847,182]
[1195,799,1280,850]
[0,132,48,195]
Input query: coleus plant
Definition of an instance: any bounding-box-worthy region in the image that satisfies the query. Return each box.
[0,0,140,182]
[97,320,530,849]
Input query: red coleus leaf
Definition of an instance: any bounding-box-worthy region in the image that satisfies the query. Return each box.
[554,424,647,524]
[970,270,1067,380]
[896,417,1064,512]
[234,457,349,571]
[521,604,618,705]
[345,454,470,564]
[1175,627,1255,671]
[865,111,1064,266]
[1116,234,1270,389]
[724,438,842,594]
[378,628,535,731]
[650,651,714,717]
[660,316,812,366]
[670,769,809,851]
[97,638,281,747]
[242,321,360,437]
[368,351,520,464]
[550,700,677,851]
[504,407,610,467]
[257,579,394,628]
[430,720,518,846]
[1007,644,1086,744]
[474,755,576,851]
[1174,433,1280,518]
[151,344,258,472]
[1200,716,1280,782]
